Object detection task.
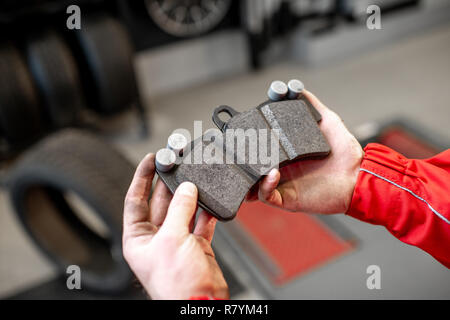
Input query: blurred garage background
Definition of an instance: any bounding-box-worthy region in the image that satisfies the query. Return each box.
[0,0,449,299]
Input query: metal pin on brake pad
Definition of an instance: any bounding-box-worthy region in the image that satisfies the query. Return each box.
[167,133,188,157]
[267,81,288,101]
[155,148,176,172]
[287,79,305,100]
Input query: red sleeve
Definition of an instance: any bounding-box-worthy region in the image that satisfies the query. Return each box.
[346,143,450,268]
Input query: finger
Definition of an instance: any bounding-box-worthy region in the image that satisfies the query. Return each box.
[303,89,346,138]
[124,153,155,228]
[302,90,331,115]
[246,168,279,202]
[188,207,198,233]
[258,168,283,207]
[149,179,173,226]
[194,211,217,243]
[161,182,198,234]
[245,183,259,202]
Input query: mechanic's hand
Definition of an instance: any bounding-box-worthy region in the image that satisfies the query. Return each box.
[247,90,364,214]
[123,154,229,300]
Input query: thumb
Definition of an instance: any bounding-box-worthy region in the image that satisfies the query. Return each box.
[258,169,283,207]
[161,182,198,235]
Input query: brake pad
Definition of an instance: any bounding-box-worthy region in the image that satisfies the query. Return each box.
[156,96,331,221]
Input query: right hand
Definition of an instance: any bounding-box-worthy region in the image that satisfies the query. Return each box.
[247,90,364,214]
[123,154,229,300]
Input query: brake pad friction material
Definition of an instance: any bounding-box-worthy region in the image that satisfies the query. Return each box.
[223,100,330,176]
[260,100,330,160]
[157,138,255,220]
[156,99,330,221]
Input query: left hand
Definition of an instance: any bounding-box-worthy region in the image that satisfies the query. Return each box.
[246,90,363,214]
[122,153,229,300]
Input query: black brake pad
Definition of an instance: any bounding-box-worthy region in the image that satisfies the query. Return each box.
[156,96,331,221]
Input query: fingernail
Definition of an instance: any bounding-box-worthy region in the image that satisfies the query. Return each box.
[268,169,278,182]
[178,182,196,196]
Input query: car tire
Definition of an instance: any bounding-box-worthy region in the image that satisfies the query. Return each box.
[0,44,43,145]
[7,129,135,293]
[72,14,139,115]
[26,30,84,128]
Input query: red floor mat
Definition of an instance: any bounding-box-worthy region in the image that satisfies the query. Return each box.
[236,201,355,285]
[379,128,439,159]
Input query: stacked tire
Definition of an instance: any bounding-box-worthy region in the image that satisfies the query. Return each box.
[0,14,141,157]
[0,45,43,148]
[26,30,84,128]
[71,14,139,115]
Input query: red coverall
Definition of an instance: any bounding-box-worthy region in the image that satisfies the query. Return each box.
[347,143,450,268]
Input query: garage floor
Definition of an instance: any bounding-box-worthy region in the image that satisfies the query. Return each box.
[1,22,450,299]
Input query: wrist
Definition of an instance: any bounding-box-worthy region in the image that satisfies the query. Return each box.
[345,148,364,212]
